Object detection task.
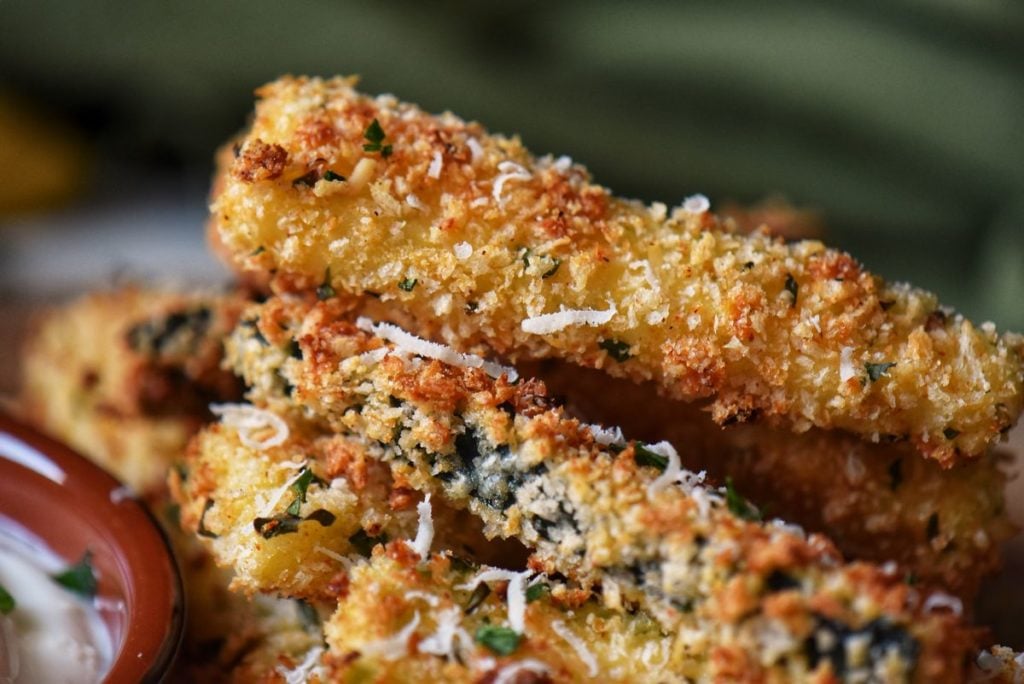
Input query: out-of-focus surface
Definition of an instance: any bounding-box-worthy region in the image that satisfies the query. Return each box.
[0,0,1021,650]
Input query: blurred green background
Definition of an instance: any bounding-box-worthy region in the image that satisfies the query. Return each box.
[1,0,1022,328]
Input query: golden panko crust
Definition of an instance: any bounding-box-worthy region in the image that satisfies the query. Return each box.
[210,75,1024,465]
[218,294,978,682]
[528,361,1013,600]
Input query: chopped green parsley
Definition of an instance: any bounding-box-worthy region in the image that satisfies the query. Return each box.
[475,624,521,655]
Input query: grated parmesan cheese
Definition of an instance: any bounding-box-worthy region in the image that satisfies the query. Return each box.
[361,611,421,660]
[683,194,710,214]
[316,545,352,568]
[923,591,963,616]
[645,441,682,496]
[211,403,289,450]
[355,317,517,381]
[551,620,598,677]
[587,423,626,447]
[417,606,473,662]
[454,241,473,260]
[258,465,309,517]
[404,591,440,607]
[411,493,434,559]
[455,567,532,633]
[839,347,856,383]
[467,137,483,164]
[521,303,617,335]
[406,193,425,211]
[428,151,443,179]
[276,646,324,684]
[492,659,551,684]
[492,161,531,206]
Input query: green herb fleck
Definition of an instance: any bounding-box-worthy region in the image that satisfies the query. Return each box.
[349,529,388,557]
[52,551,98,598]
[475,624,521,655]
[0,583,14,614]
[633,443,668,471]
[526,582,550,603]
[926,513,940,541]
[743,261,754,270]
[254,509,336,539]
[198,499,219,539]
[541,258,562,279]
[865,362,896,383]
[251,245,266,256]
[286,468,321,516]
[725,477,761,521]
[292,170,320,187]
[905,572,918,586]
[519,247,531,268]
[888,459,903,491]
[316,267,335,300]
[599,339,631,362]
[464,583,491,614]
[288,338,303,360]
[398,278,418,292]
[323,170,346,182]
[363,119,393,157]
[784,273,798,306]
[943,427,960,440]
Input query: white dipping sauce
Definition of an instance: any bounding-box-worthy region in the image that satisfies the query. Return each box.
[0,531,111,684]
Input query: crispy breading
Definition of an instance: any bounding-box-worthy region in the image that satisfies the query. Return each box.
[221,295,978,682]
[18,287,244,494]
[320,549,681,683]
[970,646,1024,683]
[527,361,1013,600]
[174,422,527,599]
[209,75,1024,465]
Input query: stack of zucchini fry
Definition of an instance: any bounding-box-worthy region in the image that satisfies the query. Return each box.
[20,76,1024,682]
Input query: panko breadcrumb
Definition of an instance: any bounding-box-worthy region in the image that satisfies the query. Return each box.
[218,294,977,682]
[210,75,1024,465]
[529,361,1013,600]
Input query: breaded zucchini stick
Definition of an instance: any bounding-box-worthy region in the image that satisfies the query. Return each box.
[529,361,1012,599]
[971,646,1024,683]
[222,296,975,682]
[19,287,244,495]
[173,419,526,599]
[210,75,1024,464]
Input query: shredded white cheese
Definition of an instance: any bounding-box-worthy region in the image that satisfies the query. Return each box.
[521,303,617,335]
[492,161,531,205]
[276,646,324,684]
[683,193,710,214]
[258,465,309,517]
[355,317,517,381]
[403,591,441,608]
[839,347,856,383]
[454,241,473,260]
[587,423,626,447]
[406,193,425,211]
[411,493,434,559]
[417,606,473,662]
[645,441,682,496]
[923,591,963,616]
[428,151,443,179]
[553,155,572,172]
[492,659,551,684]
[551,620,598,677]
[210,403,289,450]
[455,567,532,633]
[315,545,352,568]
[361,612,421,660]
[467,137,484,164]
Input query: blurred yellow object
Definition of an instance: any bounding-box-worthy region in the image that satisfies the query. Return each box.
[0,91,87,216]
